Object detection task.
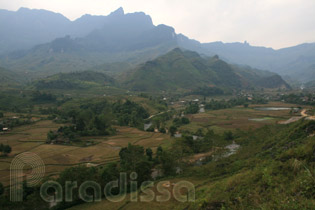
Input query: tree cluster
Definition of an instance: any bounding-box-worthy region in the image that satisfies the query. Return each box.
[0,144,11,156]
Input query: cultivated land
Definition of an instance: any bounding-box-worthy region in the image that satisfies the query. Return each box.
[175,102,308,134]
[0,120,172,186]
[0,101,307,187]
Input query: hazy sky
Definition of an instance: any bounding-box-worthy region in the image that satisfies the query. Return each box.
[1,0,314,49]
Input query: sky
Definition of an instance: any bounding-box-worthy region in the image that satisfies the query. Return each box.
[0,0,314,49]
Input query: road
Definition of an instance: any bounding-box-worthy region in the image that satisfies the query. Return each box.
[278,109,314,124]
[145,110,171,120]
[301,109,315,120]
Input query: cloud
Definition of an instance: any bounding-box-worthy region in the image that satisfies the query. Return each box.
[0,0,314,49]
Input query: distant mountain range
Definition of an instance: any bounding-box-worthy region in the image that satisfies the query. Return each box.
[29,49,289,92]
[0,7,314,82]
[0,7,120,54]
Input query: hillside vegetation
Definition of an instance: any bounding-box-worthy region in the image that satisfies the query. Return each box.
[32,71,116,90]
[123,48,290,92]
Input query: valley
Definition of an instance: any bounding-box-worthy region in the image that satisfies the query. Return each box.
[0,4,314,210]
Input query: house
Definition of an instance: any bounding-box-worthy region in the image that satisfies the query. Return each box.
[2,128,9,131]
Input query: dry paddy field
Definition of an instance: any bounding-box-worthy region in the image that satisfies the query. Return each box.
[182,102,304,133]
[0,121,172,186]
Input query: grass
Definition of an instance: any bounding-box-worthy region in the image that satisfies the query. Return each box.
[68,177,204,210]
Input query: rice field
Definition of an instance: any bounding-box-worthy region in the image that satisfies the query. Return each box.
[180,102,304,134]
[0,121,172,186]
[0,102,304,187]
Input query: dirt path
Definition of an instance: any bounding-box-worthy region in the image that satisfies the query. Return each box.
[278,116,303,125]
[279,109,315,124]
[301,109,308,117]
[301,109,315,120]
[146,110,171,120]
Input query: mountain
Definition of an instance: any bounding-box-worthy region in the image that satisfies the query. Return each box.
[233,65,291,89]
[0,7,314,82]
[122,48,290,91]
[193,42,315,83]
[0,8,177,78]
[0,7,120,54]
[32,71,116,90]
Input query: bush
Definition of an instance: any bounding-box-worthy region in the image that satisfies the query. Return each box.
[181,117,190,124]
[224,131,234,141]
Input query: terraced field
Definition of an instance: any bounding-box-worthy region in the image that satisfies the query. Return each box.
[0,102,307,187]
[0,121,172,186]
[180,102,305,134]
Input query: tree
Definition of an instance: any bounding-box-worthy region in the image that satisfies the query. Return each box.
[169,126,177,137]
[101,162,119,187]
[160,151,176,176]
[3,145,11,155]
[0,112,3,118]
[185,104,199,114]
[159,127,166,133]
[224,131,234,141]
[119,144,146,171]
[181,117,190,124]
[146,125,154,132]
[154,146,163,164]
[195,128,204,137]
[0,182,4,196]
[0,144,11,156]
[47,131,57,142]
[57,165,98,206]
[146,148,153,161]
[135,160,152,184]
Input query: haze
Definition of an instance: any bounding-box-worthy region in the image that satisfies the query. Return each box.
[1,0,315,49]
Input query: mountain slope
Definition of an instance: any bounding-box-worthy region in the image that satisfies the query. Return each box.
[32,71,116,90]
[123,48,289,92]
[0,8,177,78]
[186,41,315,82]
[0,66,25,86]
[0,7,126,54]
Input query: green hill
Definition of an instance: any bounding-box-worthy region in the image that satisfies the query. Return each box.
[0,66,25,86]
[305,80,315,88]
[123,48,290,92]
[234,65,291,89]
[32,71,116,90]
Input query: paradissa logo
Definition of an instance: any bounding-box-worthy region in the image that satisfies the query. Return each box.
[10,152,195,203]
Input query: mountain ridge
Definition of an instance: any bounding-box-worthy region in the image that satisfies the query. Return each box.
[0,7,314,82]
[122,48,290,92]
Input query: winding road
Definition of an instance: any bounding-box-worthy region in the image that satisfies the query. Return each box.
[301,109,315,120]
[279,109,315,124]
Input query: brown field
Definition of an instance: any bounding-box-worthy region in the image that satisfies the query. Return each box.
[0,121,172,186]
[180,102,304,133]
